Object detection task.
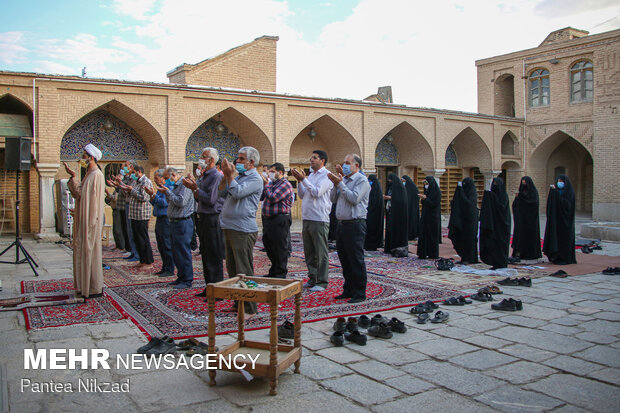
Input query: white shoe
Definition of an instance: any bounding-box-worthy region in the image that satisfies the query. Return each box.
[122,252,132,257]
[309,285,325,292]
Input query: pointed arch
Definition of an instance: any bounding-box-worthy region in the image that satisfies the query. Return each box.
[442,127,492,170]
[288,114,360,167]
[374,121,434,170]
[501,131,518,155]
[0,93,33,132]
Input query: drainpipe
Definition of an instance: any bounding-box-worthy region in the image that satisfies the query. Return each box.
[32,78,37,160]
[522,59,527,174]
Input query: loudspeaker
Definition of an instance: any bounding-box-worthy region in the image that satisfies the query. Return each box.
[4,137,31,171]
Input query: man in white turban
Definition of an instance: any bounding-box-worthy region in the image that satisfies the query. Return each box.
[63,144,105,298]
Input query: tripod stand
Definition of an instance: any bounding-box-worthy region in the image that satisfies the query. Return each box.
[0,169,39,276]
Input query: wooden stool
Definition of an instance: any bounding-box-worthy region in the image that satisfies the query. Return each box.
[102,225,112,247]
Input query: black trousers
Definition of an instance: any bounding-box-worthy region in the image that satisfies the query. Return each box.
[197,213,224,284]
[131,219,154,264]
[262,214,291,278]
[336,220,367,300]
[119,209,131,253]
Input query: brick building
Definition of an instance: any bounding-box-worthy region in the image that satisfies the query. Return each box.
[0,29,617,239]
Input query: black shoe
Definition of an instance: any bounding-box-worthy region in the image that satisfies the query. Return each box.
[334,293,352,300]
[370,314,388,326]
[368,322,393,339]
[388,317,407,333]
[347,297,365,304]
[424,300,439,309]
[330,331,345,347]
[154,269,165,275]
[278,321,295,339]
[498,277,519,286]
[345,317,358,332]
[144,336,176,355]
[158,271,174,278]
[168,279,182,286]
[333,317,346,332]
[358,315,370,329]
[137,336,167,353]
[509,298,523,311]
[517,278,532,287]
[508,257,521,264]
[344,330,367,345]
[195,289,207,297]
[491,298,517,311]
[173,283,191,290]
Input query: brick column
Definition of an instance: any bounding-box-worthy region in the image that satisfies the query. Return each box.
[480,169,503,189]
[35,163,61,242]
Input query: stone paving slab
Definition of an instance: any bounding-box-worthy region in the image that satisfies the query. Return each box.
[487,326,594,354]
[322,374,402,405]
[474,385,564,412]
[486,360,558,385]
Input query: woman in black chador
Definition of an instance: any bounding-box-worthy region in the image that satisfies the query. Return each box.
[448,177,479,264]
[402,175,420,240]
[479,177,511,269]
[543,174,577,265]
[384,173,409,256]
[511,176,542,262]
[417,176,441,259]
[364,174,384,250]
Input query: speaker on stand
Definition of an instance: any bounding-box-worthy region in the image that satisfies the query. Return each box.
[0,136,39,276]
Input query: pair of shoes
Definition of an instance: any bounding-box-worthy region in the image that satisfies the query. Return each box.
[330,331,345,346]
[278,320,295,339]
[550,270,568,278]
[443,296,472,305]
[195,289,207,297]
[158,271,174,278]
[508,257,521,264]
[334,317,363,332]
[471,287,494,302]
[491,298,523,311]
[388,317,407,333]
[334,293,352,300]
[168,279,181,286]
[137,335,170,353]
[345,330,367,345]
[602,267,620,275]
[371,314,389,326]
[418,311,450,324]
[173,283,191,290]
[368,322,393,339]
[144,336,176,355]
[409,300,438,314]
[498,277,532,287]
[309,285,325,292]
[333,317,346,332]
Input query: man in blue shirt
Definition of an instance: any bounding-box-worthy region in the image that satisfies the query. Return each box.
[219,147,263,315]
[156,167,195,289]
[146,169,175,277]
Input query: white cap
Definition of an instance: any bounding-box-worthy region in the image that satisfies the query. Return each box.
[84,143,102,161]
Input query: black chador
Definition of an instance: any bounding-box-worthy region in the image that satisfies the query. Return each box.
[448,177,479,264]
[543,174,577,265]
[365,174,384,251]
[479,177,511,269]
[384,173,409,256]
[417,176,441,259]
[402,175,420,240]
[512,176,542,260]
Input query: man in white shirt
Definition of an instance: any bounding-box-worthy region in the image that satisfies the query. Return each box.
[290,150,333,291]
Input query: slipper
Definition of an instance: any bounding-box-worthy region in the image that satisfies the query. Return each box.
[410,304,431,314]
[602,267,617,275]
[457,295,472,304]
[442,297,464,306]
[550,270,568,278]
[471,288,493,302]
[430,311,450,323]
[487,286,503,295]
[416,313,430,324]
[424,300,439,309]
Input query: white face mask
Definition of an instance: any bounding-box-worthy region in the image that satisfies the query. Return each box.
[198,159,207,168]
[268,172,276,181]
[195,168,202,177]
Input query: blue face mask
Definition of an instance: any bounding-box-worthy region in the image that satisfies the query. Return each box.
[123,167,129,174]
[165,179,174,187]
[342,164,351,176]
[130,173,138,181]
[236,163,246,174]
[119,169,125,176]
[557,181,565,189]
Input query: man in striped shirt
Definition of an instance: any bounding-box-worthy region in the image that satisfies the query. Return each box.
[261,162,294,278]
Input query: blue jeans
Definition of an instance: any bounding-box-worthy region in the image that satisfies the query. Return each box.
[170,217,194,285]
[125,203,140,259]
[155,216,175,273]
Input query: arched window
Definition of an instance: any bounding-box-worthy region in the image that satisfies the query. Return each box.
[529,69,550,107]
[445,144,457,166]
[501,133,516,155]
[571,61,593,102]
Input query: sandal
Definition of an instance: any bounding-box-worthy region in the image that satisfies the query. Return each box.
[424,300,439,309]
[416,313,430,324]
[487,286,503,295]
[410,304,431,314]
[430,311,450,323]
[471,288,493,302]
[457,295,472,304]
[177,337,208,351]
[442,297,464,306]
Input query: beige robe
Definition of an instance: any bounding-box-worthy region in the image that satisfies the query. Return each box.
[68,168,105,297]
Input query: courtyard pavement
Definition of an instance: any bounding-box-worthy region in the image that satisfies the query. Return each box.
[0,228,619,412]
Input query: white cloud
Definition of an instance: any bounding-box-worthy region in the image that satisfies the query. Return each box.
[109,0,158,21]
[0,32,28,65]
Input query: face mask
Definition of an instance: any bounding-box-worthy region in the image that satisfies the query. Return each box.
[268,172,276,181]
[165,179,173,186]
[195,169,202,177]
[557,181,565,189]
[123,167,129,174]
[236,163,246,174]
[119,169,126,176]
[342,164,351,176]
[402,181,406,186]
[424,184,429,190]
[198,159,207,168]
[130,173,138,181]
[79,159,88,168]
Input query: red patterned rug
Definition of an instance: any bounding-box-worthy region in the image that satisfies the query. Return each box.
[105,270,460,339]
[21,279,125,330]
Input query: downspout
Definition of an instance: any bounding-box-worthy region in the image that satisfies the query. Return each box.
[522,59,527,173]
[32,78,37,160]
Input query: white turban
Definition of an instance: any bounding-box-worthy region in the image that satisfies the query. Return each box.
[84,144,102,161]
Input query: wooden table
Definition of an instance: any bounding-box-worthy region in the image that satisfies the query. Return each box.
[206,276,302,395]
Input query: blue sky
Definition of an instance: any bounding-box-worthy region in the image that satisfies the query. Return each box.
[1,0,619,112]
